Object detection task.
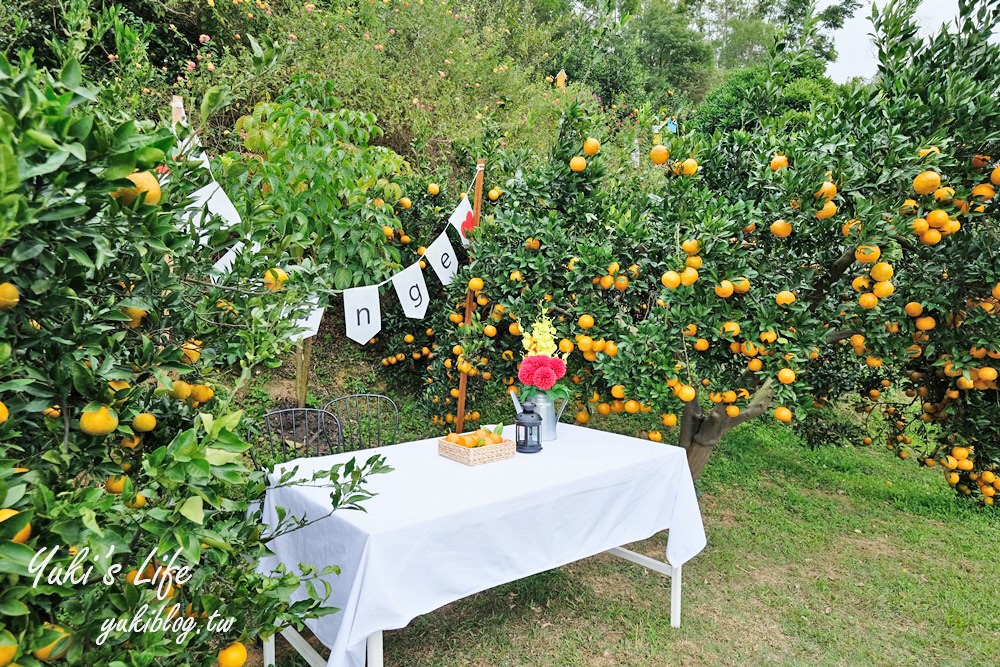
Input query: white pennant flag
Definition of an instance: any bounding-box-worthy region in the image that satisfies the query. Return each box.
[425,232,459,286]
[448,196,475,246]
[343,285,381,345]
[184,182,241,244]
[292,295,325,342]
[392,262,430,319]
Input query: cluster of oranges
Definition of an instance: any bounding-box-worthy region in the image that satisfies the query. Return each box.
[650,143,698,176]
[443,428,505,448]
[592,261,637,292]
[568,137,600,173]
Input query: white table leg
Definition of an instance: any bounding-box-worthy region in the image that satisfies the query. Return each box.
[263,634,276,666]
[279,627,328,667]
[367,630,384,667]
[670,565,682,628]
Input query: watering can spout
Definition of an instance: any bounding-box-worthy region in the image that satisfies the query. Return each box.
[510,390,524,415]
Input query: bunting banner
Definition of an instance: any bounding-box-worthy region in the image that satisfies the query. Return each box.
[448,196,475,246]
[424,231,460,286]
[391,262,430,319]
[343,285,382,345]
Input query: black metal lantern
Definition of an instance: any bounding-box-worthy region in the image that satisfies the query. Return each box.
[515,402,543,454]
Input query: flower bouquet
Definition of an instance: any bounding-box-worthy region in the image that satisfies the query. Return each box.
[510,311,570,440]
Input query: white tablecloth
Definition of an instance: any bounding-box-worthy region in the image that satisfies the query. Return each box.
[259,424,706,667]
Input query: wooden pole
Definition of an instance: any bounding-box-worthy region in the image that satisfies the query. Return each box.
[455,159,486,434]
[294,337,313,408]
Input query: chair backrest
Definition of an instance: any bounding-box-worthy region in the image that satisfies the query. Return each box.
[321,394,399,451]
[252,408,343,470]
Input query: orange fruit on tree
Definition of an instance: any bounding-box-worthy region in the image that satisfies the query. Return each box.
[732,277,750,293]
[0,282,20,309]
[720,321,740,337]
[611,384,626,399]
[814,181,837,200]
[815,200,837,219]
[693,338,710,351]
[218,641,248,667]
[714,280,734,298]
[0,508,30,544]
[558,338,574,354]
[577,336,593,351]
[576,410,590,424]
[604,340,619,357]
[650,144,669,164]
[778,368,796,384]
[569,156,587,172]
[760,330,777,344]
[925,209,949,228]
[578,314,595,329]
[676,385,697,402]
[132,413,156,432]
[680,158,698,175]
[774,406,793,423]
[648,430,663,442]
[748,358,763,372]
[971,154,991,168]
[769,154,788,171]
[113,171,162,206]
[870,262,893,281]
[0,629,17,665]
[398,196,412,209]
[685,255,702,269]
[971,183,995,200]
[263,267,289,291]
[661,271,681,289]
[682,324,697,336]
[992,166,1000,186]
[105,475,127,494]
[915,316,936,331]
[32,623,73,661]
[841,219,862,237]
[770,219,792,238]
[624,400,640,414]
[661,413,678,427]
[427,183,440,196]
[679,266,698,286]
[80,405,118,436]
[775,290,795,306]
[872,281,894,298]
[855,245,880,263]
[858,293,879,309]
[918,146,940,157]
[468,277,484,292]
[904,301,923,317]
[613,275,629,291]
[681,239,700,255]
[911,217,929,234]
[190,384,214,403]
[978,367,998,382]
[725,405,740,418]
[597,403,611,416]
[933,186,955,202]
[920,229,942,245]
[583,138,600,155]
[912,170,941,195]
[483,324,497,338]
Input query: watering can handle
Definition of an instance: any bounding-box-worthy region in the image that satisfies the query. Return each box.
[555,398,569,422]
[510,391,524,415]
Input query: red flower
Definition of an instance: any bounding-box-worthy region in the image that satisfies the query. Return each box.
[518,354,566,390]
[531,366,558,390]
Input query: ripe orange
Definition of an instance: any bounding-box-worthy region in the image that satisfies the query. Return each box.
[915,316,936,331]
[583,138,600,156]
[918,146,940,157]
[676,385,697,402]
[650,144,669,164]
[113,171,162,206]
[483,324,497,338]
[770,154,789,171]
[685,255,702,269]
[680,158,698,175]
[732,277,750,294]
[971,154,991,168]
[32,624,73,661]
[992,166,1000,186]
[912,170,941,195]
[661,413,678,427]
[427,183,440,196]
[604,341,619,357]
[597,403,611,416]
[661,271,681,288]
[851,276,870,292]
[683,324,697,336]
[911,217,929,234]
[577,335,593,351]
[714,281,734,298]
[0,508,30,544]
[841,219,862,237]
[920,229,942,245]
[775,290,795,306]
[720,321,740,337]
[858,293,879,309]
[398,196,412,209]
[978,367,998,382]
[613,275,629,291]
[872,281,894,298]
[80,406,118,436]
[132,413,157,432]
[105,475,127,494]
[190,384,214,403]
[933,186,955,202]
[770,219,792,238]
[814,181,837,200]
[904,301,923,317]
[648,430,663,442]
[725,405,740,418]
[0,629,17,665]
[0,282,20,309]
[971,183,995,200]
[468,277,484,292]
[693,338,710,351]
[870,262,893,281]
[815,200,837,219]
[558,338,574,354]
[748,358,763,372]
[624,400,640,414]
[264,267,289,291]
[778,368,796,384]
[681,239,701,255]
[578,314,595,329]
[854,245,881,263]
[774,406,793,423]
[576,410,590,424]
[925,209,949,228]
[679,266,698,286]
[218,641,248,667]
[569,156,587,172]
[611,384,626,399]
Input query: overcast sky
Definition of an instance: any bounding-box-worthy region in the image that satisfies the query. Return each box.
[826,0,960,82]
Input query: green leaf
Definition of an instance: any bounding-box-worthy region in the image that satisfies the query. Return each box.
[0,598,29,616]
[178,496,204,525]
[0,144,20,194]
[204,448,242,466]
[200,85,233,128]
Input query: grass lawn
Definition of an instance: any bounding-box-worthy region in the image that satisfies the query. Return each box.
[255,412,999,667]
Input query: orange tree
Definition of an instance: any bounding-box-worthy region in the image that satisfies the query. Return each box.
[406,0,1000,505]
[0,55,387,665]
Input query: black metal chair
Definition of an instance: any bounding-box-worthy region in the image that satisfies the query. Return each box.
[321,394,399,451]
[251,408,343,470]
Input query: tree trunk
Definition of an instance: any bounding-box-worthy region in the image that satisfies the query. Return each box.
[679,378,774,479]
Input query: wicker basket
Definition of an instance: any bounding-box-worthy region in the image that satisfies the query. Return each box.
[438,435,516,466]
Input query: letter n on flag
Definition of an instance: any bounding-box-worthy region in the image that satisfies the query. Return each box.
[343,285,381,344]
[448,196,475,246]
